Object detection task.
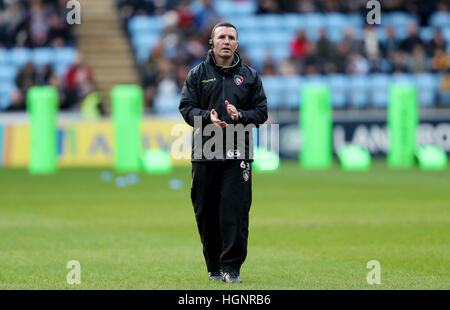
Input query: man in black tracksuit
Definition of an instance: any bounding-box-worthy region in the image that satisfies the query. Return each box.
[179,22,268,283]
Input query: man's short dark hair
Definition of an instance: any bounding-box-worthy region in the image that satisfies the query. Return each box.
[210,22,238,39]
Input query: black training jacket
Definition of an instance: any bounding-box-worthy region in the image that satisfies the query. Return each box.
[179,50,268,162]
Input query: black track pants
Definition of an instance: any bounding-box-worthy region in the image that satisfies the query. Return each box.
[191,160,252,275]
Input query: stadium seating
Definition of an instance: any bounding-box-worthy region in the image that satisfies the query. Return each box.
[121,8,450,113]
[0,47,77,110]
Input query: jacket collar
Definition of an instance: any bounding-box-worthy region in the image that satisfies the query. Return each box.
[206,49,241,76]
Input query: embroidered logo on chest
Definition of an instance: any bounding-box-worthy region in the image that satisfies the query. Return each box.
[234,75,244,86]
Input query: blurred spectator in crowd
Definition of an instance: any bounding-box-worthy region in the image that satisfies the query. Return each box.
[176,1,196,33]
[28,0,51,47]
[0,0,75,48]
[0,11,8,47]
[190,0,220,31]
[381,26,400,62]
[431,48,450,72]
[6,61,37,110]
[278,58,298,76]
[363,24,380,60]
[341,26,361,54]
[316,28,332,61]
[303,42,320,75]
[400,22,425,52]
[261,54,276,75]
[409,45,427,72]
[368,55,391,73]
[290,29,309,59]
[346,51,369,75]
[64,53,96,109]
[47,12,72,47]
[47,71,69,109]
[117,0,155,24]
[438,68,450,105]
[1,0,26,47]
[257,0,280,13]
[427,28,447,57]
[36,63,54,85]
[392,50,409,73]
[330,41,349,73]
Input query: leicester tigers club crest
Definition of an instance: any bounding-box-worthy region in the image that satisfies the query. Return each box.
[243,170,249,182]
[234,75,244,86]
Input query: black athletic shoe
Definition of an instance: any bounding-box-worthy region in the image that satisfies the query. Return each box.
[209,271,222,281]
[222,272,242,283]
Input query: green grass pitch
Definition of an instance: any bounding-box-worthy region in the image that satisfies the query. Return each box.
[0,161,449,290]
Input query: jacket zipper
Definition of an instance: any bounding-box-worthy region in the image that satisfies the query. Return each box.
[222,76,225,105]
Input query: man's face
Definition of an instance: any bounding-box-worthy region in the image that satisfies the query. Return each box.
[212,26,238,58]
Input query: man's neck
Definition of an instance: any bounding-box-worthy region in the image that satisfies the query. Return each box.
[214,54,234,67]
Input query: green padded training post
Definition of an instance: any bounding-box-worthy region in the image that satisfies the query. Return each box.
[300,85,332,169]
[253,147,280,172]
[27,86,58,174]
[141,149,173,174]
[111,85,143,172]
[415,145,447,170]
[387,85,418,168]
[337,145,371,171]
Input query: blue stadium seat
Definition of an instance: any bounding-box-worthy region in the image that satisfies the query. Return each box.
[131,33,159,64]
[53,47,77,67]
[304,14,323,29]
[328,74,348,108]
[419,27,434,41]
[54,63,70,77]
[303,75,325,86]
[0,82,15,110]
[283,14,303,32]
[414,73,436,89]
[305,27,319,42]
[394,27,408,40]
[391,73,415,87]
[0,49,10,65]
[383,12,418,29]
[262,76,284,109]
[214,0,257,18]
[282,76,302,108]
[128,16,165,33]
[376,27,387,42]
[429,12,450,28]
[271,46,290,63]
[259,14,283,31]
[32,48,54,68]
[10,48,31,67]
[418,89,436,107]
[244,46,268,70]
[153,93,181,115]
[325,13,347,29]
[349,75,370,108]
[230,15,258,31]
[0,65,17,82]
[326,25,345,43]
[346,13,364,28]
[414,73,438,107]
[238,30,266,46]
[442,28,450,51]
[371,74,390,108]
[266,31,292,45]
